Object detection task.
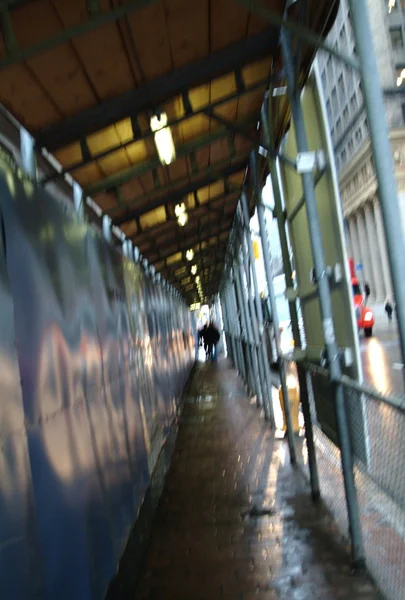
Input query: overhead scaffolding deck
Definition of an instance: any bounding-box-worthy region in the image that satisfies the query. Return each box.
[0,0,338,302]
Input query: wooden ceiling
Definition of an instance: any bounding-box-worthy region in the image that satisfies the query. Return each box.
[0,0,339,303]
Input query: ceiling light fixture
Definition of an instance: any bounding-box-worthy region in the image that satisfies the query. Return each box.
[191,265,197,275]
[174,202,188,227]
[186,249,194,261]
[150,112,176,165]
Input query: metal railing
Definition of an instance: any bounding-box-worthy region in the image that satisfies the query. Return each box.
[298,362,405,600]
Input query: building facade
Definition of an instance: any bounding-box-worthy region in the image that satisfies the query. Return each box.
[316,0,405,302]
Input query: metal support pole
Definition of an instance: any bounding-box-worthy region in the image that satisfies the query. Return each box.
[233,261,259,397]
[73,181,84,219]
[227,282,245,378]
[103,214,112,243]
[348,0,405,379]
[281,29,364,567]
[229,276,248,384]
[240,194,276,426]
[221,289,235,365]
[261,102,319,498]
[248,157,295,459]
[224,284,240,373]
[20,127,36,180]
[239,227,272,421]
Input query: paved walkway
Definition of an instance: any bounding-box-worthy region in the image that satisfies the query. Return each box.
[134,359,382,599]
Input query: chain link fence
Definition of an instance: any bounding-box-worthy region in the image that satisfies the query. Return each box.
[298,365,405,600]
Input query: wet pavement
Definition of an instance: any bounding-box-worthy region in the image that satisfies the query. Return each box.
[134,359,381,599]
[360,320,404,396]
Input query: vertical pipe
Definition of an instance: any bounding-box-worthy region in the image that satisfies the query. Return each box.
[73,181,84,219]
[103,215,112,243]
[240,195,276,426]
[239,229,272,421]
[221,289,235,365]
[229,275,248,384]
[349,0,405,374]
[281,29,364,566]
[261,103,320,500]
[248,157,295,460]
[234,260,259,397]
[226,283,241,375]
[20,126,36,180]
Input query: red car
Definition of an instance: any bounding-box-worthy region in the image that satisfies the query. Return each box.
[349,259,374,338]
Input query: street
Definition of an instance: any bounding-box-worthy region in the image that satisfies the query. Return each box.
[360,306,404,397]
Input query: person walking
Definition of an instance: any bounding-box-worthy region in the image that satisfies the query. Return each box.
[364,282,371,306]
[203,321,220,362]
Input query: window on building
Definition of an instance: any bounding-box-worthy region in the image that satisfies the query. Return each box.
[348,137,354,154]
[396,66,405,86]
[339,25,347,48]
[326,99,332,123]
[390,27,404,49]
[341,148,347,164]
[343,106,349,125]
[321,69,327,89]
[331,87,338,112]
[331,127,335,140]
[336,117,342,138]
[355,128,363,144]
[337,73,345,102]
[350,93,358,113]
[326,55,332,73]
[357,83,364,106]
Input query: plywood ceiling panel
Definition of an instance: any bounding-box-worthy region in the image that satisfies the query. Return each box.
[165,0,209,69]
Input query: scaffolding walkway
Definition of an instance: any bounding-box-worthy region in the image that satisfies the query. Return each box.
[133,359,381,600]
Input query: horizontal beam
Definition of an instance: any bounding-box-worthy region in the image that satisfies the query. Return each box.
[42,76,269,184]
[108,152,246,219]
[36,27,278,152]
[234,0,359,70]
[85,116,256,196]
[0,0,157,71]
[145,221,233,264]
[134,190,238,245]
[114,156,247,226]
[158,241,228,272]
[164,256,225,287]
[137,208,235,256]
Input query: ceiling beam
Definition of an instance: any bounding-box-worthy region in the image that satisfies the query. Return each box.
[164,256,224,288]
[0,0,158,71]
[159,242,228,275]
[157,241,228,272]
[134,190,238,246]
[114,156,247,226]
[42,76,269,184]
[107,151,246,220]
[139,213,232,257]
[144,221,233,264]
[84,117,256,196]
[36,27,277,152]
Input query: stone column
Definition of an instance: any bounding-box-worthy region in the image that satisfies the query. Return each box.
[373,199,393,300]
[349,216,361,265]
[345,218,353,259]
[364,202,385,302]
[356,209,375,292]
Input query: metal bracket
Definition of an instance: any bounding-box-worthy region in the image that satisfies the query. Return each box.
[296,150,326,173]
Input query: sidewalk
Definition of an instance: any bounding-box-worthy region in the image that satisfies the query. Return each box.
[133,359,382,599]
